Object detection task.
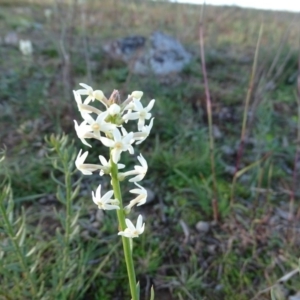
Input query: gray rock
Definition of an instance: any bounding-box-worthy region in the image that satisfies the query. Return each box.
[103,31,192,76]
[195,221,210,233]
[4,32,19,46]
[102,35,146,61]
[221,145,235,155]
[290,292,300,300]
[213,125,222,139]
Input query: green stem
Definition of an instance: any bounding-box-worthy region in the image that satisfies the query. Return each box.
[110,153,138,300]
[62,169,71,268]
[64,169,72,245]
[57,159,72,293]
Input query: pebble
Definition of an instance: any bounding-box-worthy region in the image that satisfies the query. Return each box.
[196,221,210,233]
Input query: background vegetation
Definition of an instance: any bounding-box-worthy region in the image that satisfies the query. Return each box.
[0,0,300,299]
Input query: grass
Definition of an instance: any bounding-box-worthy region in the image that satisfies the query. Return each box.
[1,0,300,299]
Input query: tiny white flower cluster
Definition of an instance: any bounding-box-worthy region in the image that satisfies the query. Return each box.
[19,40,33,56]
[73,83,155,239]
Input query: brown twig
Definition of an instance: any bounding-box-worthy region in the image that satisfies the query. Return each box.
[55,0,76,102]
[235,25,263,175]
[198,5,219,222]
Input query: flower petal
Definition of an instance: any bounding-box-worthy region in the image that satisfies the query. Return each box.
[125,218,135,231]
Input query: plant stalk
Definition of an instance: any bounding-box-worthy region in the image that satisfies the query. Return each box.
[235,24,263,175]
[199,5,219,222]
[110,152,138,300]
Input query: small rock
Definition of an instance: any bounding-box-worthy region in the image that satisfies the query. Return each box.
[239,174,251,183]
[39,194,57,204]
[4,32,19,46]
[269,215,280,225]
[196,221,210,233]
[221,145,235,156]
[215,284,223,292]
[81,230,90,239]
[213,125,222,139]
[92,221,100,229]
[276,207,290,220]
[218,107,233,121]
[224,165,236,175]
[208,245,216,253]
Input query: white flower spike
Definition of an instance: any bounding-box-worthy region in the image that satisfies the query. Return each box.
[73,84,154,244]
[92,185,120,210]
[118,215,145,238]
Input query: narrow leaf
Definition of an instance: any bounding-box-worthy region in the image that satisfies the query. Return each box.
[26,246,37,257]
[150,285,155,300]
[71,184,81,201]
[136,281,140,300]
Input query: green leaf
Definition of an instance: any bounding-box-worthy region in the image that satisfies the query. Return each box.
[71,184,81,201]
[150,285,155,300]
[136,281,140,300]
[56,185,65,204]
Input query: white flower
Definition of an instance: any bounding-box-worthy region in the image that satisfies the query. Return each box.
[120,127,136,145]
[108,103,121,116]
[83,112,116,139]
[125,182,147,210]
[98,155,125,176]
[133,118,154,144]
[101,128,134,163]
[92,185,120,210]
[75,149,101,175]
[118,215,145,238]
[77,83,105,105]
[73,90,103,116]
[74,120,96,147]
[44,8,52,19]
[122,91,143,111]
[123,99,155,130]
[19,40,33,56]
[118,154,147,182]
[123,91,143,112]
[131,91,143,100]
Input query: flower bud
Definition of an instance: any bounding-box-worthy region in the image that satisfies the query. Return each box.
[108,103,121,116]
[118,173,126,181]
[124,206,131,215]
[131,91,143,100]
[94,90,105,101]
